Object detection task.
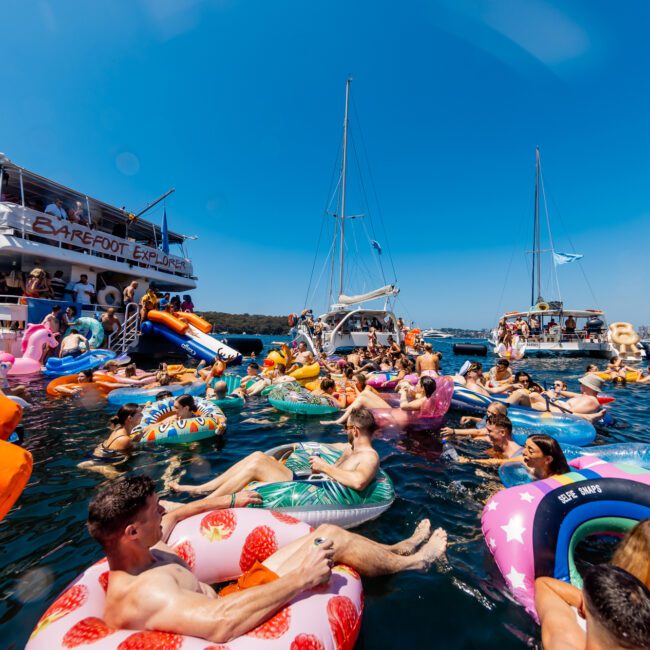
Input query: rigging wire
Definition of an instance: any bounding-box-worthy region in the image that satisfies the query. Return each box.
[539,168,562,302]
[350,94,399,285]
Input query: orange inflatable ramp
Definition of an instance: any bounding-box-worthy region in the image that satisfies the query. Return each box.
[0,440,32,521]
[148,310,189,334]
[175,311,212,334]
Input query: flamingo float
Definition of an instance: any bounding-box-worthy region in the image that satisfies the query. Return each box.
[7,325,59,376]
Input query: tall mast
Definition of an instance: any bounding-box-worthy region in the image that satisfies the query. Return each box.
[339,78,351,298]
[531,146,541,306]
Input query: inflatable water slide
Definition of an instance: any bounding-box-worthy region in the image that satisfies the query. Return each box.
[141,311,242,365]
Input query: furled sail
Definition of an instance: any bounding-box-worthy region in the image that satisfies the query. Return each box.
[336,284,399,307]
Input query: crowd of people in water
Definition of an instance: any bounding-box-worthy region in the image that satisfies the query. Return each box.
[10,327,649,649]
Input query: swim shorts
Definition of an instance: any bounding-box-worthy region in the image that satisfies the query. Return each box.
[219,561,279,596]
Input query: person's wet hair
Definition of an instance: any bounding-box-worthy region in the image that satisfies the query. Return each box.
[109,403,140,429]
[526,434,570,475]
[582,565,650,648]
[348,407,377,436]
[420,375,437,398]
[320,377,336,392]
[87,475,156,549]
[155,391,173,401]
[611,519,650,588]
[487,414,512,436]
[249,362,260,371]
[175,394,196,411]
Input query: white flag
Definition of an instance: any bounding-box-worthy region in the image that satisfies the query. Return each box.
[553,252,583,265]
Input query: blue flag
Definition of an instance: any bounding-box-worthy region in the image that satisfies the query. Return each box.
[161,207,169,254]
[553,251,583,265]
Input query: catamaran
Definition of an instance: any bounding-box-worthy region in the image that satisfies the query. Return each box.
[291,79,402,356]
[489,147,641,360]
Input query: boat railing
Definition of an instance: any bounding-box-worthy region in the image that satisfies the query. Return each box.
[107,302,140,354]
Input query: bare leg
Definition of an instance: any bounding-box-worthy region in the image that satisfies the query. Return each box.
[169,452,292,495]
[506,389,533,407]
[264,522,447,578]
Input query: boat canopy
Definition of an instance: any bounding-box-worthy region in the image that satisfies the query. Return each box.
[335,284,399,307]
[500,309,604,319]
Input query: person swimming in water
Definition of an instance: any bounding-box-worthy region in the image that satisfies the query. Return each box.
[458,414,522,466]
[520,434,571,481]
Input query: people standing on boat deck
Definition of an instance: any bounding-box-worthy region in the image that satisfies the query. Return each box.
[180,294,194,312]
[24,268,49,298]
[564,315,577,335]
[507,374,606,423]
[139,287,158,322]
[123,280,138,304]
[519,318,530,339]
[59,328,88,358]
[368,326,378,354]
[41,305,62,334]
[529,313,540,335]
[536,565,650,650]
[49,270,66,300]
[546,317,558,334]
[44,197,66,219]
[458,414,522,466]
[171,295,181,311]
[73,274,96,304]
[101,308,120,336]
[416,343,440,375]
[171,407,381,496]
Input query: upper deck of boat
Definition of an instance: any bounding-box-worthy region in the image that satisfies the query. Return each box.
[0,157,195,288]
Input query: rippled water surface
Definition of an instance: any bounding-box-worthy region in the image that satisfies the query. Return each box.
[1,337,648,649]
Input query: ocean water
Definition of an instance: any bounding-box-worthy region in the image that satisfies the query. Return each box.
[1,337,647,649]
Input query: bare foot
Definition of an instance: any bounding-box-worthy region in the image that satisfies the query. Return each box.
[160,499,183,514]
[168,481,204,494]
[392,519,432,555]
[415,527,448,569]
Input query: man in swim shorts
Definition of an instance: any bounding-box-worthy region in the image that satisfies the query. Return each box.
[59,329,87,358]
[171,406,381,495]
[88,475,447,644]
[536,565,650,650]
[287,341,314,373]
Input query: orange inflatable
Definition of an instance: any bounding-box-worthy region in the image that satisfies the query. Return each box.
[0,394,22,441]
[175,311,212,334]
[0,439,32,521]
[404,328,421,348]
[147,310,188,334]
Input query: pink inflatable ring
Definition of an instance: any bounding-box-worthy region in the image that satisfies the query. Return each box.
[27,508,363,650]
[482,456,650,620]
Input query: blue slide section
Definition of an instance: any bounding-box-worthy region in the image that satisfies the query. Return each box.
[141,321,242,364]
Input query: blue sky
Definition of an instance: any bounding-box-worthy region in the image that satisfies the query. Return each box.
[2,0,649,328]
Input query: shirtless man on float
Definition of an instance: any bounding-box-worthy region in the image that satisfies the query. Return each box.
[89,470,447,642]
[172,407,379,496]
[287,342,314,373]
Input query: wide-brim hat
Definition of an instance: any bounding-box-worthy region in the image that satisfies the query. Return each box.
[579,374,605,392]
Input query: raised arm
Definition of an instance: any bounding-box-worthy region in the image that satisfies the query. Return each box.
[535,577,584,650]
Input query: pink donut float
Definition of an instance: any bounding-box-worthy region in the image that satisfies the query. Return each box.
[482,456,650,620]
[371,376,454,431]
[27,508,363,650]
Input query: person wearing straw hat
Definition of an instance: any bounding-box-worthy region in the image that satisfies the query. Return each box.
[508,373,606,423]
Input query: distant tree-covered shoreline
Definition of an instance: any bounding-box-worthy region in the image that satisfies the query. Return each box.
[198,311,288,335]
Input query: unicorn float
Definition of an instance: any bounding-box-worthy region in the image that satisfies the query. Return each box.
[7,325,59,376]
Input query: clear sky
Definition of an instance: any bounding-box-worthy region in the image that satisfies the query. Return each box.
[2,0,649,328]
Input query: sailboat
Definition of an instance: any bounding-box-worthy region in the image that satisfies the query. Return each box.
[292,79,402,356]
[489,147,615,359]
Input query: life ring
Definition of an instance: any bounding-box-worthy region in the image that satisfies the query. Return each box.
[482,457,650,620]
[131,396,226,444]
[535,302,550,312]
[97,286,122,307]
[27,508,364,650]
[249,442,395,528]
[0,439,32,522]
[268,383,339,416]
[65,318,105,349]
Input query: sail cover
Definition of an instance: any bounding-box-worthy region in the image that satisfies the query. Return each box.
[337,285,399,306]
